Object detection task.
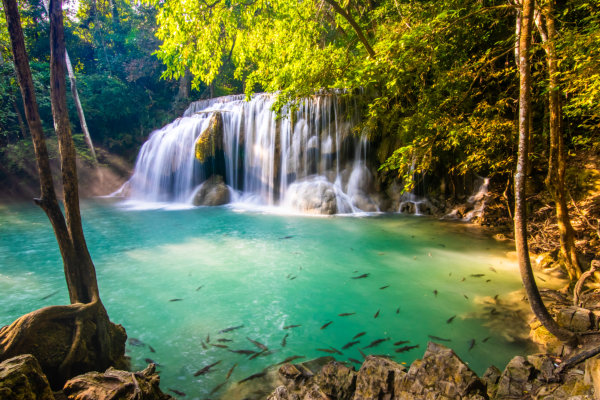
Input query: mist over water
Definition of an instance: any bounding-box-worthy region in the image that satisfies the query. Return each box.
[0,200,532,399]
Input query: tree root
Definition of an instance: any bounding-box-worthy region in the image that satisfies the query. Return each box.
[573,261,600,307]
[0,300,126,389]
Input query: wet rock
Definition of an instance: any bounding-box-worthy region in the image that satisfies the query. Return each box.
[192,175,230,206]
[557,307,593,332]
[396,342,486,400]
[283,178,338,215]
[194,112,223,162]
[481,365,501,398]
[62,364,173,400]
[314,361,356,400]
[351,193,379,212]
[0,354,54,400]
[266,385,299,400]
[495,356,535,399]
[354,356,406,400]
[301,384,329,400]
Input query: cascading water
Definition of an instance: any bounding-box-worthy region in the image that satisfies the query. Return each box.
[120,93,379,214]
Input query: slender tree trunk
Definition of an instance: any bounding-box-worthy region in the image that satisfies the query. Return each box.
[543,0,581,281]
[322,0,375,58]
[515,0,575,343]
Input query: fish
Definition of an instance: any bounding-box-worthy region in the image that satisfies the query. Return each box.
[206,334,210,343]
[316,348,341,355]
[281,334,289,347]
[482,336,491,343]
[428,335,451,342]
[364,338,389,349]
[283,324,301,329]
[210,381,227,395]
[438,243,446,247]
[468,339,476,351]
[470,274,485,278]
[379,285,389,290]
[321,321,333,330]
[169,298,183,302]
[433,290,438,297]
[201,340,208,350]
[229,349,256,355]
[211,344,229,349]
[338,313,355,317]
[41,290,59,300]
[280,235,294,239]
[351,274,369,279]
[394,340,409,346]
[193,360,222,376]
[276,355,305,365]
[359,349,368,359]
[128,338,145,347]
[342,341,360,349]
[290,276,297,280]
[461,277,466,282]
[396,308,400,314]
[396,345,419,353]
[226,363,237,379]
[196,285,204,291]
[353,332,366,339]
[489,266,497,273]
[249,350,275,360]
[446,315,456,324]
[247,337,268,351]
[168,388,186,396]
[238,371,266,383]
[149,345,156,353]
[463,294,469,299]
[217,339,233,343]
[493,294,499,301]
[349,358,362,364]
[144,358,159,365]
[219,325,244,333]
[486,279,491,282]
[374,309,380,318]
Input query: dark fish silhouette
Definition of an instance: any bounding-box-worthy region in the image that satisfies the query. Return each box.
[380,285,389,290]
[217,339,233,343]
[468,339,476,350]
[433,290,438,297]
[463,294,469,299]
[342,341,360,349]
[396,308,400,314]
[226,363,237,379]
[41,290,59,300]
[317,347,342,355]
[196,285,204,291]
[283,324,301,329]
[247,337,268,351]
[396,344,419,353]
[338,313,355,317]
[353,332,366,339]
[446,315,456,324]
[169,298,183,302]
[351,274,369,279]
[494,294,499,301]
[206,334,210,343]
[229,349,256,355]
[219,325,244,333]
[428,335,451,342]
[193,360,221,376]
[249,349,276,360]
[201,340,208,350]
[210,381,227,395]
[359,349,367,359]
[168,388,186,396]
[280,235,294,239]
[470,274,485,278]
[289,276,297,280]
[486,279,491,282]
[461,277,466,282]
[482,336,491,343]
[148,345,156,353]
[374,309,380,318]
[364,338,388,349]
[211,344,228,349]
[349,358,362,364]
[128,338,145,347]
[144,358,159,365]
[394,340,409,346]
[276,355,305,365]
[489,266,497,273]
[321,321,333,329]
[238,371,266,383]
[281,334,289,347]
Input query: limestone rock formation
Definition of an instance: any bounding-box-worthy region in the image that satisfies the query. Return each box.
[194,112,223,163]
[0,354,55,400]
[283,178,340,215]
[62,364,173,400]
[354,356,405,399]
[192,175,231,206]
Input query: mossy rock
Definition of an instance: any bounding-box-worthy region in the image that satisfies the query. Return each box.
[195,112,223,162]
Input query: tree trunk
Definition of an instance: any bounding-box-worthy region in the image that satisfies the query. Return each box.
[322,0,376,58]
[542,0,581,281]
[0,0,126,388]
[514,0,575,344]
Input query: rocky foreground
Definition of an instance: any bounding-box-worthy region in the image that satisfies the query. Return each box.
[2,342,598,399]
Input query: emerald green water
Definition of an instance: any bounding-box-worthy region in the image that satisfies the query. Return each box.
[0,200,530,398]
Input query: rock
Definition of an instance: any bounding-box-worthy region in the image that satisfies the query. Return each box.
[301,384,329,400]
[279,364,304,382]
[194,112,223,162]
[557,307,593,332]
[495,356,534,399]
[354,356,406,400]
[192,175,230,206]
[283,177,339,215]
[396,342,486,400]
[267,385,299,400]
[62,364,173,400]
[351,193,379,212]
[481,365,501,398]
[314,361,356,400]
[0,354,55,400]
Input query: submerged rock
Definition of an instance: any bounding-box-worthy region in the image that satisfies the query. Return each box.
[192,175,231,206]
[62,364,173,400]
[0,354,55,400]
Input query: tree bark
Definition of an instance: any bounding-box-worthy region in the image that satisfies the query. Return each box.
[515,0,575,344]
[542,0,581,281]
[322,0,375,58]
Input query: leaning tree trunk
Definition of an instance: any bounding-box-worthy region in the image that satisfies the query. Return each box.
[0,0,126,389]
[542,0,582,281]
[514,0,576,344]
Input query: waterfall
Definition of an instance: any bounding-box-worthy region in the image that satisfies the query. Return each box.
[120,93,379,214]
